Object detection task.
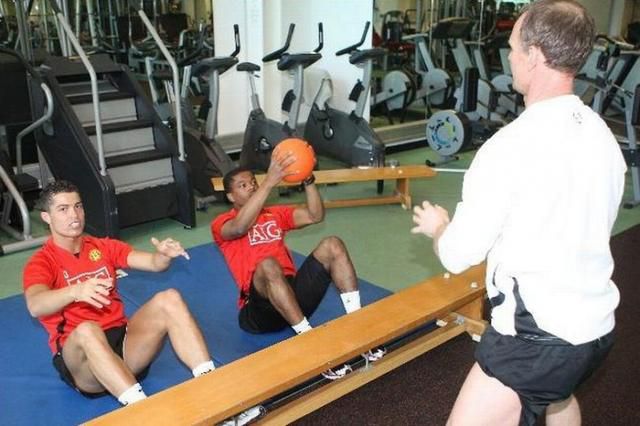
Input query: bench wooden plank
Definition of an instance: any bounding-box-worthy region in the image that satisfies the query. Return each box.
[211,165,437,210]
[261,318,472,425]
[86,265,485,426]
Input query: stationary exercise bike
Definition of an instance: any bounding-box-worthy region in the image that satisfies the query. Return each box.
[237,25,302,171]
[304,22,385,168]
[238,24,323,172]
[148,25,238,207]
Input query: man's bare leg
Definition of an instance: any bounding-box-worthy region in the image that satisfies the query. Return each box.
[312,236,357,293]
[447,363,522,426]
[253,257,304,325]
[124,288,211,373]
[61,321,136,396]
[546,395,581,426]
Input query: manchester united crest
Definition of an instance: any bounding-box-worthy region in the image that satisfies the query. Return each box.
[88,249,102,262]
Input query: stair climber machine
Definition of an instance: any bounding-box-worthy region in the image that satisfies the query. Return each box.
[238,23,320,172]
[303,21,385,170]
[0,47,51,255]
[147,24,238,209]
[32,10,195,237]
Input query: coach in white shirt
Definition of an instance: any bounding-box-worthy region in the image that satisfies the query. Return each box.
[411,1,626,425]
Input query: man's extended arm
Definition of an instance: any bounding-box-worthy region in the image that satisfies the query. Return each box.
[24,277,114,317]
[127,237,190,272]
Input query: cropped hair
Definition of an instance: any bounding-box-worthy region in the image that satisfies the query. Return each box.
[35,180,80,212]
[519,0,595,75]
[222,167,253,194]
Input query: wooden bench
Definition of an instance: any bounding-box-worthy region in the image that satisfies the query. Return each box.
[86,265,487,426]
[211,165,437,210]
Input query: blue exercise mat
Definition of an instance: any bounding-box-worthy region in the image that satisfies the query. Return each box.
[0,243,390,426]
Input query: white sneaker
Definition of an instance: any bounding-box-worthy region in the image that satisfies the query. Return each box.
[219,405,265,426]
[362,347,387,362]
[321,364,353,380]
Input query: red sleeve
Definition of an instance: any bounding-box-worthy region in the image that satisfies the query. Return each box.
[211,210,235,244]
[100,237,133,269]
[23,253,55,291]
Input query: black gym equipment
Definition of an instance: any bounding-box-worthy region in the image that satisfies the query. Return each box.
[31,8,195,237]
[237,23,317,172]
[0,47,51,255]
[424,18,505,166]
[148,24,238,208]
[584,36,640,208]
[304,22,385,169]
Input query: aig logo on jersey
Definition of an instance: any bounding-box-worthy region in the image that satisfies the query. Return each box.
[88,249,102,262]
[248,220,282,245]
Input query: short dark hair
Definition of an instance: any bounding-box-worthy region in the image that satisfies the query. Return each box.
[519,0,595,75]
[36,180,80,212]
[222,167,253,194]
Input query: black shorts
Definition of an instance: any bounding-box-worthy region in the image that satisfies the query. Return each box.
[475,326,614,426]
[52,325,149,398]
[239,254,332,333]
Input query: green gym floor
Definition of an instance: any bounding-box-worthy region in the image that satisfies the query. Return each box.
[2,145,640,300]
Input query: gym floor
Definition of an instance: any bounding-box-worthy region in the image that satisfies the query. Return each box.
[2,144,640,300]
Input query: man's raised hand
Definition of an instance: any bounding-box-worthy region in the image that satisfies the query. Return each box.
[151,237,190,260]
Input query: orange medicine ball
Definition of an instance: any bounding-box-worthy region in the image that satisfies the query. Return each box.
[272,138,316,183]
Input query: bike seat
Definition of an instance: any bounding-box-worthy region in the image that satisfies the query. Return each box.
[349,48,386,65]
[192,57,239,77]
[237,62,261,72]
[277,53,321,71]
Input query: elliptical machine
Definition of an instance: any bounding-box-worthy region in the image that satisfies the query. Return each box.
[304,22,385,168]
[238,24,321,172]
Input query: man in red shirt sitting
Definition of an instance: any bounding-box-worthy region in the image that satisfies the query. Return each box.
[211,151,384,380]
[23,180,215,406]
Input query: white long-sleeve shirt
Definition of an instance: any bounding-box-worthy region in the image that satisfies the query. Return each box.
[438,95,626,345]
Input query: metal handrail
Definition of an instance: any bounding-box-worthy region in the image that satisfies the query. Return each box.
[16,83,54,174]
[138,9,185,161]
[55,12,107,176]
[0,165,32,240]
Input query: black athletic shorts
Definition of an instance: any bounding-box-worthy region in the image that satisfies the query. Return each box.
[238,254,332,333]
[475,326,614,426]
[52,325,149,398]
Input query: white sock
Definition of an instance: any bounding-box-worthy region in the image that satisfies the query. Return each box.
[291,317,312,334]
[117,383,147,406]
[192,360,215,377]
[341,290,361,313]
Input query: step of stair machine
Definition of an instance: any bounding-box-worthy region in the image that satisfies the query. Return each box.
[84,120,156,157]
[58,79,118,97]
[33,53,196,236]
[68,91,138,126]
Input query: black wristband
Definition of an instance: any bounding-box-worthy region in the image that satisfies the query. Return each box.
[303,174,316,186]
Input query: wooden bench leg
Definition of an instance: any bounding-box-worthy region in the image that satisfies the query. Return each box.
[394,178,411,210]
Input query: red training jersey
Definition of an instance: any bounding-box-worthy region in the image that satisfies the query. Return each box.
[23,236,132,354]
[211,206,297,308]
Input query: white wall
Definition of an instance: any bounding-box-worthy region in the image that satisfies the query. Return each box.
[577,0,613,33]
[280,0,373,124]
[213,0,254,137]
[214,0,373,138]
